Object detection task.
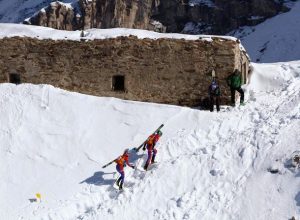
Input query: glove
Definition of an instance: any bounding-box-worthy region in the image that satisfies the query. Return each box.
[142,146,146,151]
[132,165,135,169]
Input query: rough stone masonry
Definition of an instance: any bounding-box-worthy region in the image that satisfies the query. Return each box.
[0,35,249,107]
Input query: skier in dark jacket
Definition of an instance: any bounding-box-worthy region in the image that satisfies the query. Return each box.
[227,69,244,106]
[208,78,221,112]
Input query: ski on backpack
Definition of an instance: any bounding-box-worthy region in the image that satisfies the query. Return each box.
[134,124,164,152]
[102,159,115,169]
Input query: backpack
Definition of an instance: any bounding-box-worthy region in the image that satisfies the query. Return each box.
[115,155,126,166]
[147,135,155,145]
[210,81,220,95]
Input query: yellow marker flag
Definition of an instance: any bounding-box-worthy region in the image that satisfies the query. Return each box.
[36,193,41,200]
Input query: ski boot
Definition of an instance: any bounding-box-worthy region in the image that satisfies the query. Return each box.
[119,182,123,190]
[151,157,156,164]
[116,177,121,187]
[143,163,149,171]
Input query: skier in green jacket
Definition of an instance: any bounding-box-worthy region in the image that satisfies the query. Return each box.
[227,69,244,106]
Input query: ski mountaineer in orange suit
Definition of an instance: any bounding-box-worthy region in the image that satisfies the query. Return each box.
[143,130,162,170]
[114,149,135,190]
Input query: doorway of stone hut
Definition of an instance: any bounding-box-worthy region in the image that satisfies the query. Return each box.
[112,75,125,92]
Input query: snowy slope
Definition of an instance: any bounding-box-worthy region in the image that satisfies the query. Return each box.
[231,0,300,63]
[1,61,300,220]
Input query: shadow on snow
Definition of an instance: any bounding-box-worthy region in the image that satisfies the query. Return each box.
[295,192,300,206]
[79,171,116,186]
[80,149,146,186]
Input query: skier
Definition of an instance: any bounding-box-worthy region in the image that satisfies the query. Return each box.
[143,130,162,170]
[114,149,135,190]
[227,69,244,106]
[208,78,221,112]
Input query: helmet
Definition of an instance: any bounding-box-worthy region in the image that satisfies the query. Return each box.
[157,130,163,136]
[123,148,129,155]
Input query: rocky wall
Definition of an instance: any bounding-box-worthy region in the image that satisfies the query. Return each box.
[0,36,249,107]
[24,0,288,34]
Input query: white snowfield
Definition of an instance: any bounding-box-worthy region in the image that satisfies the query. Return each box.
[1,61,300,220]
[0,23,236,42]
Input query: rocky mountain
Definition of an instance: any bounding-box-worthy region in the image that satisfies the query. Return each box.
[14,0,291,34]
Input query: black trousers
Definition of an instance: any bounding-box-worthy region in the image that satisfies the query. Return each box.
[210,95,220,112]
[230,87,244,104]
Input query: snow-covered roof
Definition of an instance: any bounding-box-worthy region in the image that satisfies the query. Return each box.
[0,23,237,42]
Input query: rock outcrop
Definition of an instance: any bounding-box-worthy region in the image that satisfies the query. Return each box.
[154,0,289,34]
[25,0,159,31]
[79,0,155,30]
[24,1,80,31]
[24,0,289,34]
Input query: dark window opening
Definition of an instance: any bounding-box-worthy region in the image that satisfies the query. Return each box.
[112,75,125,91]
[9,73,21,84]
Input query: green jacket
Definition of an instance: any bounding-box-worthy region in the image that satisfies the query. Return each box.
[227,72,242,89]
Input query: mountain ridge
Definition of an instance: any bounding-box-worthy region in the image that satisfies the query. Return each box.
[0,0,291,35]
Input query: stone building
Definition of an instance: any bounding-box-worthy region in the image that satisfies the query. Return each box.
[0,26,250,107]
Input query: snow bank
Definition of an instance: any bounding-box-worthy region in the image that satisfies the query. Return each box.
[248,61,300,92]
[0,23,237,42]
